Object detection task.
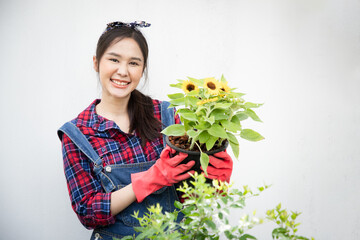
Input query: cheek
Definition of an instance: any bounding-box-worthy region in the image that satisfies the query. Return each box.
[98,63,113,78]
[131,68,144,80]
[99,62,108,73]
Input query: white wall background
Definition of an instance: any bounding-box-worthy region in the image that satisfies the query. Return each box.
[0,0,359,239]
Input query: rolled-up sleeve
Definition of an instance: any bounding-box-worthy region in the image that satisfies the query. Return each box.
[61,134,115,229]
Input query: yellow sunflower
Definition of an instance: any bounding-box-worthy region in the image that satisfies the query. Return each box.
[203,78,221,95]
[182,80,199,93]
[220,81,231,93]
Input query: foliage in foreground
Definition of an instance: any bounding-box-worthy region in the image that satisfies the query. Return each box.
[117,173,314,240]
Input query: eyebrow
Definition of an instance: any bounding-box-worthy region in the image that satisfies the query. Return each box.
[106,52,143,62]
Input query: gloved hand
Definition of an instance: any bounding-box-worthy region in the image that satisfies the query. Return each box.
[203,151,233,183]
[131,146,195,202]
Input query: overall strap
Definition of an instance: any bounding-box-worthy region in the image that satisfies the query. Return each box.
[160,101,175,148]
[57,122,103,176]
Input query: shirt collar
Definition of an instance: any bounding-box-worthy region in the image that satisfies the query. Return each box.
[77,99,119,132]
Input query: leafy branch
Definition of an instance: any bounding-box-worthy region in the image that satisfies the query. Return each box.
[117,173,314,240]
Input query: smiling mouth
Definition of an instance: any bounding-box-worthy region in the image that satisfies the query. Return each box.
[111,79,130,86]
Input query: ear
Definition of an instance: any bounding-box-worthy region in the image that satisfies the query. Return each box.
[93,56,99,72]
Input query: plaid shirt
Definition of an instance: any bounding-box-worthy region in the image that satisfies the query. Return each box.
[61,99,179,229]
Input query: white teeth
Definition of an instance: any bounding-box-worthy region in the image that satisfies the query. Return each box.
[112,79,129,86]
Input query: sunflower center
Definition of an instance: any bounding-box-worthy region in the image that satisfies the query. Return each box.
[207,82,216,90]
[187,84,195,91]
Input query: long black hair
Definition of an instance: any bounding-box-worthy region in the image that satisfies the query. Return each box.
[95,25,161,146]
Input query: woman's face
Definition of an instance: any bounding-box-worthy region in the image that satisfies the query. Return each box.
[94,37,144,102]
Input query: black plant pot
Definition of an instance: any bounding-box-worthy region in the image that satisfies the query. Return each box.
[165,135,229,186]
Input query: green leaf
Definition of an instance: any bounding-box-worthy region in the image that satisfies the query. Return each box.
[220,120,242,132]
[187,129,198,138]
[187,76,203,86]
[186,90,199,96]
[220,74,227,83]
[221,197,228,204]
[135,227,157,240]
[184,217,193,225]
[167,93,184,99]
[208,124,228,139]
[231,115,240,125]
[198,130,210,144]
[174,201,183,209]
[204,116,215,125]
[272,228,289,239]
[195,106,207,116]
[205,219,217,230]
[181,205,196,215]
[169,97,185,106]
[213,102,233,109]
[194,121,211,130]
[169,83,183,89]
[229,141,240,159]
[224,230,234,239]
[291,212,299,220]
[230,92,246,98]
[239,234,257,240]
[177,108,193,114]
[244,102,263,108]
[180,112,197,121]
[227,132,239,145]
[206,135,218,151]
[236,112,249,121]
[200,152,209,175]
[161,124,186,136]
[294,236,310,240]
[187,96,200,107]
[240,129,264,142]
[119,236,134,240]
[209,109,228,120]
[182,119,196,132]
[245,109,262,122]
[276,203,281,211]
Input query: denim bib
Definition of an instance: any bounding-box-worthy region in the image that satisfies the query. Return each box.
[58,101,182,239]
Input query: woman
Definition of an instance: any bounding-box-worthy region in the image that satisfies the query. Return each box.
[58,21,233,239]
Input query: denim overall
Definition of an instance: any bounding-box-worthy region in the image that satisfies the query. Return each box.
[58,101,181,239]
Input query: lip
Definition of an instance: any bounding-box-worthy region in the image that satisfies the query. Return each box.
[110,78,131,88]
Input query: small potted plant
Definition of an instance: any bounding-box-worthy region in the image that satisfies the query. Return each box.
[161,75,264,174]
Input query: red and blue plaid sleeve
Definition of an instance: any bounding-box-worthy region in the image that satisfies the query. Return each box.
[61,134,115,229]
[174,108,181,124]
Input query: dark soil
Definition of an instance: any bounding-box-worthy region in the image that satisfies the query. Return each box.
[168,135,225,152]
[168,135,228,187]
[168,135,191,150]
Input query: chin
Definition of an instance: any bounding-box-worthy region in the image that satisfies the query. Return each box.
[112,92,132,100]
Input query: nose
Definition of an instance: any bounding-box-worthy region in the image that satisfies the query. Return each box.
[116,63,128,76]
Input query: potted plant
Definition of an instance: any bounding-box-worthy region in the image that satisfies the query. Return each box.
[161,75,264,174]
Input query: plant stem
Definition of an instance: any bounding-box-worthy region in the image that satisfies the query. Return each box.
[194,141,203,153]
[218,138,224,147]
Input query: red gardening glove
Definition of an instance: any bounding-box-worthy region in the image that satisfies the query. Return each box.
[131,146,195,202]
[203,151,233,183]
